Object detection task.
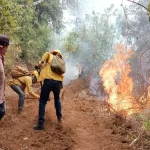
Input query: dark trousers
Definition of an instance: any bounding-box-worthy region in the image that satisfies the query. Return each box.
[0,101,5,120]
[38,79,62,125]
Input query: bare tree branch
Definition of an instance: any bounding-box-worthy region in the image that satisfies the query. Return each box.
[127,0,150,12]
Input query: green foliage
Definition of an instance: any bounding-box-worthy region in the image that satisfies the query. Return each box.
[144,120,150,131]
[5,44,21,75]
[62,0,80,14]
[0,0,80,64]
[15,24,51,61]
[34,0,63,33]
[0,0,22,34]
[63,5,116,71]
[64,31,79,53]
[81,6,116,62]
[12,0,52,61]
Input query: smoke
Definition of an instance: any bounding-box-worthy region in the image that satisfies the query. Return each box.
[63,61,80,85]
[89,69,107,100]
[62,42,107,99]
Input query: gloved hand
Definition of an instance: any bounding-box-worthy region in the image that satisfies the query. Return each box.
[34,65,41,70]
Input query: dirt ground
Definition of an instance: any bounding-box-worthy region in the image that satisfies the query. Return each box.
[0,78,140,150]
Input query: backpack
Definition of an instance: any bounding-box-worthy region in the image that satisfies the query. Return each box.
[11,66,30,78]
[50,55,66,74]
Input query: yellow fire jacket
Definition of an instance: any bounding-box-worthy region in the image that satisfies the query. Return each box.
[8,76,39,98]
[38,52,64,82]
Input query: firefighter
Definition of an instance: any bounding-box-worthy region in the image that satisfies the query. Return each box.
[8,70,40,113]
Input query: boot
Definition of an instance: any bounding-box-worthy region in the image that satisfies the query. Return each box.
[58,118,62,124]
[17,108,23,114]
[33,124,44,130]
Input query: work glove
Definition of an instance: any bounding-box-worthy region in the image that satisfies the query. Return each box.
[34,65,41,70]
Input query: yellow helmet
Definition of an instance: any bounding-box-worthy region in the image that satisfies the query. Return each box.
[50,49,62,57]
[31,70,39,79]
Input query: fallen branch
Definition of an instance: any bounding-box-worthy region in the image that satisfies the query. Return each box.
[25,91,65,101]
[25,97,38,99]
[129,132,143,147]
[25,97,51,100]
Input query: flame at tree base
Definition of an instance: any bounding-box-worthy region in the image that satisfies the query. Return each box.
[100,44,141,116]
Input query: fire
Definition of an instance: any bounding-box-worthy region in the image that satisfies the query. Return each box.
[99,44,140,115]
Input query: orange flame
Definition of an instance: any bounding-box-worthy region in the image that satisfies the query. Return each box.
[99,44,139,115]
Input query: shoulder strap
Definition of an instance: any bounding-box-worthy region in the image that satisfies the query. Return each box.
[48,53,54,64]
[17,78,25,85]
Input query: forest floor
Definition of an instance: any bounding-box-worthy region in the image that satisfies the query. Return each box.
[0,78,150,150]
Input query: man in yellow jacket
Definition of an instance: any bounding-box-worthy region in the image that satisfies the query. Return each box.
[34,49,64,130]
[8,70,40,113]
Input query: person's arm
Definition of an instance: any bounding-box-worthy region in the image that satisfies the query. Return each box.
[25,77,40,99]
[39,52,50,66]
[0,57,5,103]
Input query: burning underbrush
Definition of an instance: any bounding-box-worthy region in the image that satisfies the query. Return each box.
[98,44,150,149]
[99,44,150,116]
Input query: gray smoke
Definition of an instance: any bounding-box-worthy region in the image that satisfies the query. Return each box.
[63,61,80,85]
